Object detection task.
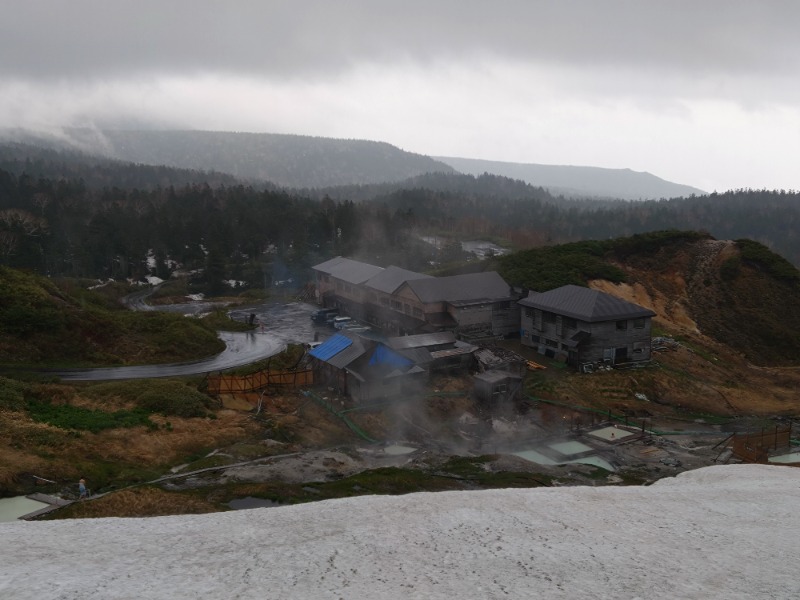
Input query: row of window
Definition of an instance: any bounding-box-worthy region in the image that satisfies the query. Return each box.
[525,308,645,331]
[531,335,569,352]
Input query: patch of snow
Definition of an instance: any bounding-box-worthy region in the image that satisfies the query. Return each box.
[186,293,205,301]
[145,275,164,285]
[87,278,114,290]
[0,465,798,599]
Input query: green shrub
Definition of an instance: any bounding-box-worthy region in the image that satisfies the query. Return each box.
[0,376,29,410]
[499,241,626,291]
[133,381,214,418]
[26,400,153,433]
[736,239,800,284]
[608,230,709,259]
[720,257,741,281]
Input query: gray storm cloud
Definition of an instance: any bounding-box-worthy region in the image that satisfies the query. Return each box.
[2,0,799,85]
[2,1,800,192]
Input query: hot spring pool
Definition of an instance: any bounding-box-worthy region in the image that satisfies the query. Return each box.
[383,444,417,456]
[769,452,800,464]
[549,441,594,456]
[0,496,50,522]
[512,449,615,472]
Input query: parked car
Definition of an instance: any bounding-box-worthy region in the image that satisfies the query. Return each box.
[332,316,353,329]
[311,308,338,323]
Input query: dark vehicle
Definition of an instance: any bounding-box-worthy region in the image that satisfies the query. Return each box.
[311,308,338,323]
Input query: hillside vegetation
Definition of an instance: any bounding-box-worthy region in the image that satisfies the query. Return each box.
[0,267,224,366]
[499,230,800,366]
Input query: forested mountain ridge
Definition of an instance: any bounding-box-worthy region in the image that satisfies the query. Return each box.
[4,129,456,188]
[3,128,706,199]
[435,155,706,200]
[0,141,246,191]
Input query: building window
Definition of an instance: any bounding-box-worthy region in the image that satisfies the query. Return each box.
[494,301,510,310]
[633,318,645,329]
[545,338,558,348]
[380,297,390,306]
[616,320,627,331]
[525,307,533,318]
[413,307,423,317]
[561,343,570,351]
[563,317,577,330]
[531,334,540,343]
[543,311,557,324]
[391,300,402,311]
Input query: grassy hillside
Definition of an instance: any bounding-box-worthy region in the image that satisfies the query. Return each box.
[0,267,224,367]
[499,230,800,366]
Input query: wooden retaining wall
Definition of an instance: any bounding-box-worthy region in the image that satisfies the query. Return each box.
[207,369,313,395]
[731,425,792,463]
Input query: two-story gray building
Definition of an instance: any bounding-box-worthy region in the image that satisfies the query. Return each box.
[312,257,519,340]
[519,285,656,367]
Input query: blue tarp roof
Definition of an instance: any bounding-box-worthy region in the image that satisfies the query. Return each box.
[309,334,353,361]
[368,344,413,369]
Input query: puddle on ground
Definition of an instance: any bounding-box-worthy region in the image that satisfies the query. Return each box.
[228,497,280,510]
[0,496,50,522]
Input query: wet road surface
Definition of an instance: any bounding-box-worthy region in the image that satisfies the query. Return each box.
[53,301,331,381]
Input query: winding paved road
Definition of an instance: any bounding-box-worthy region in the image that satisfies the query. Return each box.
[51,294,328,381]
[53,331,285,381]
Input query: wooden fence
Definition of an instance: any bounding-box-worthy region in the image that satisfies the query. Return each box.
[731,425,792,463]
[207,369,313,395]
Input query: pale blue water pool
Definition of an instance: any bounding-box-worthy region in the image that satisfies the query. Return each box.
[769,452,800,464]
[512,449,615,472]
[549,441,594,456]
[0,496,50,522]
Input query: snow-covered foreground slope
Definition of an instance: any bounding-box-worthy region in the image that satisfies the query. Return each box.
[1,465,798,599]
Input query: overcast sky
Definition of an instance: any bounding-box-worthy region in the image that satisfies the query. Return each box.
[2,1,799,192]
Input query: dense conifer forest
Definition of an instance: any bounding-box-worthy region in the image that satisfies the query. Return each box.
[1,142,800,292]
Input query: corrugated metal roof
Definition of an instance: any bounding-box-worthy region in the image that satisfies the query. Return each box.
[309,334,352,361]
[312,256,347,273]
[430,346,475,359]
[518,285,656,322]
[312,257,384,285]
[474,370,522,384]
[388,331,456,350]
[327,338,367,369]
[405,271,512,304]
[396,347,433,365]
[364,266,432,294]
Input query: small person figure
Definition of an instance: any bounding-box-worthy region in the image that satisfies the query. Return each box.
[78,478,88,500]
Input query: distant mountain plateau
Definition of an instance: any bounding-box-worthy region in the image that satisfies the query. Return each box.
[1,128,703,199]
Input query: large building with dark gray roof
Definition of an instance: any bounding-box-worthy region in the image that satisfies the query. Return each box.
[396,272,519,340]
[519,285,656,367]
[312,258,519,339]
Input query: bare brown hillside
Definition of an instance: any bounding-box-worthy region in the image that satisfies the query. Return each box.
[592,236,800,364]
[579,238,800,418]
